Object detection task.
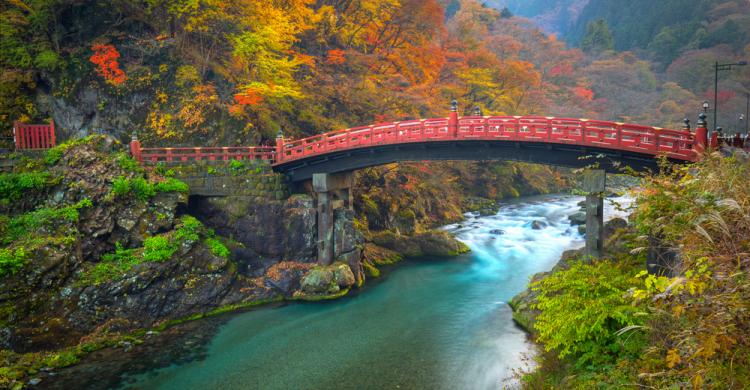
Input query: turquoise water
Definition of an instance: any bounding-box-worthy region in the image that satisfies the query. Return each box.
[123,194,628,390]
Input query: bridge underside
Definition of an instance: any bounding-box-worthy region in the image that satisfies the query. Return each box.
[273,140,682,182]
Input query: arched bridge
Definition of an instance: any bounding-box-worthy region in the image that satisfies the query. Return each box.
[131,111,708,182]
[129,109,719,264]
[272,114,701,181]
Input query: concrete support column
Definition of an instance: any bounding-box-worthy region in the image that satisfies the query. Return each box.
[582,169,605,258]
[313,172,354,265]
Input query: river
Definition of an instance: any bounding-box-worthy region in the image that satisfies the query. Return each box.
[112,194,629,389]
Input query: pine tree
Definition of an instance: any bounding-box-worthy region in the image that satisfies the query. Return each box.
[581,19,614,53]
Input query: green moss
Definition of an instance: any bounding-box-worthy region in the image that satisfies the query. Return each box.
[293,287,351,301]
[1,198,92,245]
[43,135,97,166]
[111,176,188,200]
[363,261,380,277]
[142,236,175,262]
[82,242,140,285]
[205,237,230,258]
[42,350,79,368]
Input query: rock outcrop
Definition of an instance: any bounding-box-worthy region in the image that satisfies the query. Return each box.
[371,230,470,258]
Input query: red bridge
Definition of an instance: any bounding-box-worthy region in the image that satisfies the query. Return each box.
[131,106,719,181]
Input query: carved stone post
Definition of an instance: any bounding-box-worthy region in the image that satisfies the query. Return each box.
[582,169,605,258]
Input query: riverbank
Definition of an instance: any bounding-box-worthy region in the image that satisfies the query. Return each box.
[508,152,750,389]
[40,194,590,389]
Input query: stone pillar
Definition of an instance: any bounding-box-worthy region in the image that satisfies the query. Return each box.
[313,172,354,265]
[582,169,605,258]
[316,190,334,264]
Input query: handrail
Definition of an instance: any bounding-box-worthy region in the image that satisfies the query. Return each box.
[276,116,698,164]
[131,116,707,166]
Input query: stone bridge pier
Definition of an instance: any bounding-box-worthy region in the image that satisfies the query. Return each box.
[312,172,355,265]
[582,169,606,258]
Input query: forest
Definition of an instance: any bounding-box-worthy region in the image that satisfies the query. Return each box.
[2,0,748,147]
[1,0,750,389]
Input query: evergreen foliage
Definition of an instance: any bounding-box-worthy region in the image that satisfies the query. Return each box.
[580,19,613,53]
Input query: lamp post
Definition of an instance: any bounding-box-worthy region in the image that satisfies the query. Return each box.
[713,60,748,132]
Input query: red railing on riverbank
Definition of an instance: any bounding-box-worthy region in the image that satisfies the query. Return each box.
[131,144,275,163]
[13,121,56,150]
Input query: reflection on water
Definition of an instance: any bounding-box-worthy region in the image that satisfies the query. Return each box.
[118,194,630,390]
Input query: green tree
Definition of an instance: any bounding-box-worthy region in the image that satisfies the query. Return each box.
[581,19,614,54]
[500,7,513,19]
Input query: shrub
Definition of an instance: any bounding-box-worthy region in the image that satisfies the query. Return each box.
[0,172,52,202]
[115,153,141,173]
[175,215,201,243]
[532,258,646,369]
[111,176,130,197]
[131,177,156,200]
[0,247,26,277]
[142,236,176,262]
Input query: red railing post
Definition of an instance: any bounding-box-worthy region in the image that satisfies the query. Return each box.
[49,120,56,147]
[449,99,458,138]
[275,129,285,163]
[130,134,142,162]
[694,113,708,156]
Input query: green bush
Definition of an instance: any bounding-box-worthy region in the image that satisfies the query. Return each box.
[142,236,176,262]
[175,215,201,243]
[0,247,26,277]
[205,237,230,258]
[131,177,156,200]
[112,176,130,197]
[115,153,141,173]
[0,171,52,202]
[532,258,646,369]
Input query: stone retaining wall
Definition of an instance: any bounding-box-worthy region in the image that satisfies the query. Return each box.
[161,161,290,199]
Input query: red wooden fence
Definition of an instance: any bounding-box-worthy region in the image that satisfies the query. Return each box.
[130,139,275,163]
[13,121,56,150]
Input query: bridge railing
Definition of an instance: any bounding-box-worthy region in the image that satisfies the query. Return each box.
[13,121,56,150]
[135,146,276,163]
[277,116,697,164]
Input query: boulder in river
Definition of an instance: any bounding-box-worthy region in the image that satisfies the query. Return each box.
[568,211,586,225]
[489,229,505,235]
[530,220,546,230]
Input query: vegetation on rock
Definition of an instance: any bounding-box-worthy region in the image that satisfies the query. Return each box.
[517,152,750,388]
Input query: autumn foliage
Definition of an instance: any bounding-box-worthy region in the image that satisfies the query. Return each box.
[89,44,127,85]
